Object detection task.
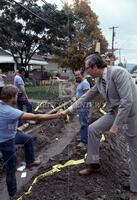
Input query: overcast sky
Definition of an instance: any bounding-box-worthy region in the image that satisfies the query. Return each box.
[38,0,137,64]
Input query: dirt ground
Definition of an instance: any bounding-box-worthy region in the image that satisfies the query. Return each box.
[17,119,131,199]
[0,97,131,200]
[17,129,130,200]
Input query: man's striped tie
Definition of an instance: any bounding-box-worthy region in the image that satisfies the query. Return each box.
[102,78,106,92]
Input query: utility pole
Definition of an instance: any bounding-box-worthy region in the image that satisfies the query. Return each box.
[109,26,118,59]
[119,48,121,63]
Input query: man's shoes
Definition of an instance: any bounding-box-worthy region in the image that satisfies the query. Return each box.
[79,165,100,176]
[26,160,41,169]
[130,193,137,200]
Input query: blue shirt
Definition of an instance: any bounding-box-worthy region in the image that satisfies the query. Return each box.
[76,79,90,97]
[0,102,23,143]
[14,74,24,93]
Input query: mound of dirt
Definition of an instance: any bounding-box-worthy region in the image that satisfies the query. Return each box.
[0,96,131,200]
[18,128,130,200]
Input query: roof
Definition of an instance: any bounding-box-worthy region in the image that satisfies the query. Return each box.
[32,54,45,61]
[29,60,48,65]
[0,48,12,56]
[0,55,15,63]
[0,48,48,65]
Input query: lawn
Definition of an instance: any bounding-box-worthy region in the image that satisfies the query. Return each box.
[26,84,59,100]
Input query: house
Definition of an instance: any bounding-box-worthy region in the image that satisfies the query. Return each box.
[0,48,74,84]
[45,54,74,80]
[0,48,15,72]
[0,48,48,72]
[0,48,49,84]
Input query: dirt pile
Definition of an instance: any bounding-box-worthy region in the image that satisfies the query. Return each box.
[0,96,131,200]
[17,127,130,200]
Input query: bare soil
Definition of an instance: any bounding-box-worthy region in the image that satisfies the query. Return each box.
[18,122,130,199]
[0,97,131,200]
[18,129,130,200]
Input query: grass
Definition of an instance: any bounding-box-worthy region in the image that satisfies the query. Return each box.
[26,84,59,100]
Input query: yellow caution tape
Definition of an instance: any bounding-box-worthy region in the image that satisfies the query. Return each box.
[100,134,105,143]
[17,159,84,200]
[17,140,105,199]
[99,104,106,142]
[99,108,107,115]
[99,103,107,115]
[17,102,107,200]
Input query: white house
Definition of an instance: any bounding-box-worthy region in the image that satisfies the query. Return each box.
[0,48,48,72]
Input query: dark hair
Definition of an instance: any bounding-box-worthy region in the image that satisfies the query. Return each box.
[85,54,107,69]
[18,67,26,74]
[1,85,18,101]
[74,69,84,76]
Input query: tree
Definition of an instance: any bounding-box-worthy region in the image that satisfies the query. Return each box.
[0,0,70,68]
[58,0,108,72]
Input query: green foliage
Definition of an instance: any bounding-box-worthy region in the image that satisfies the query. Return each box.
[0,0,108,73]
[58,0,108,72]
[59,44,86,72]
[0,0,70,68]
[26,85,59,100]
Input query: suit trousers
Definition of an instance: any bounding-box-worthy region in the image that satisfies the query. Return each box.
[86,111,137,193]
[86,112,115,165]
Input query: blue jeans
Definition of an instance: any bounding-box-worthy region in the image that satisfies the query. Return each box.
[17,93,32,126]
[15,132,35,165]
[79,105,90,144]
[0,132,34,197]
[17,93,32,113]
[0,139,16,197]
[0,86,3,99]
